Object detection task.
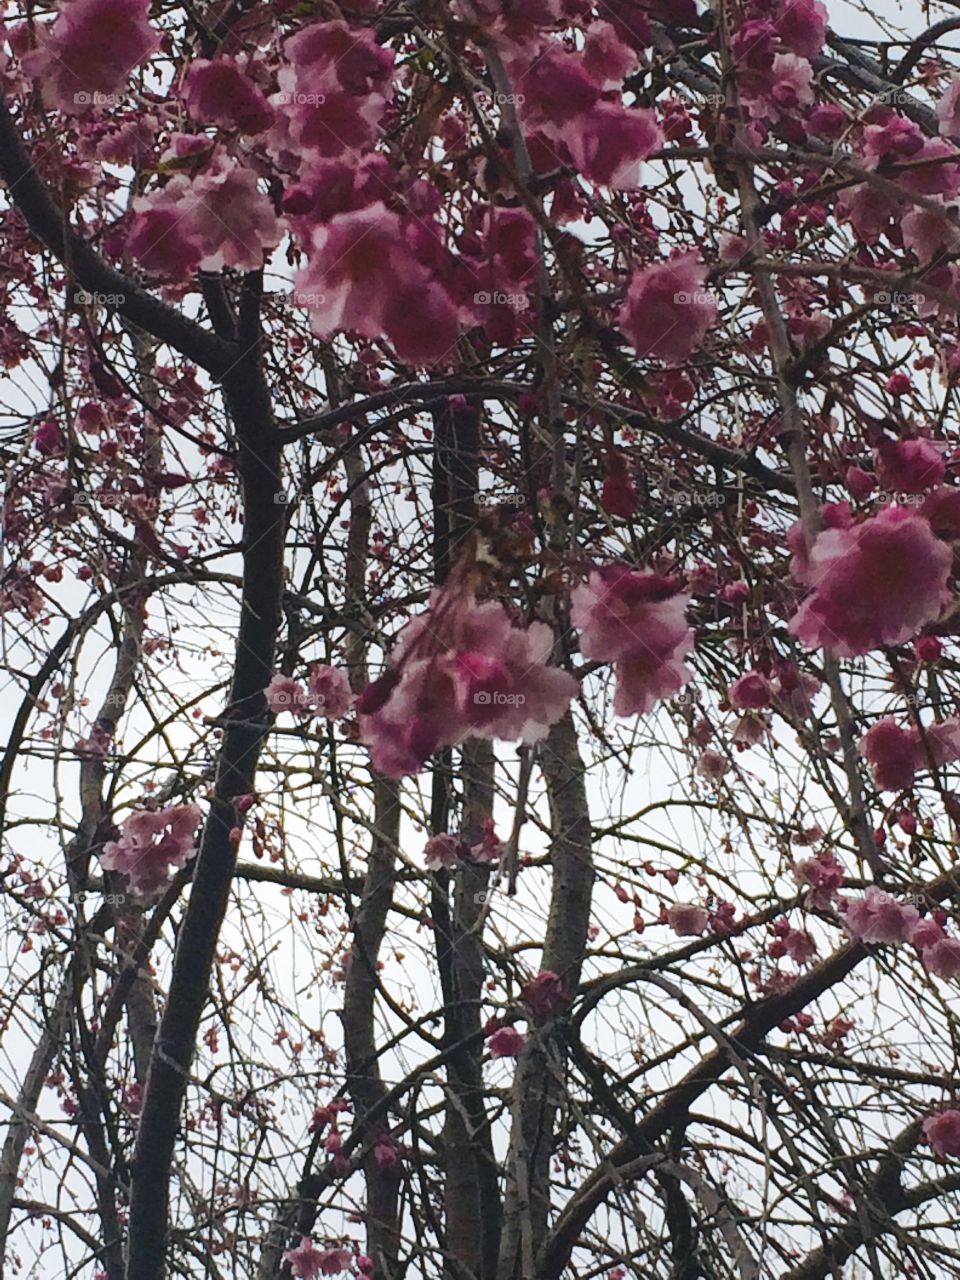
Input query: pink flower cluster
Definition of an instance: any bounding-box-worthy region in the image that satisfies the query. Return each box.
[571,564,693,716]
[841,885,960,974]
[860,716,960,792]
[788,505,952,656]
[282,1238,355,1278]
[265,665,354,719]
[618,253,717,363]
[924,1109,960,1157]
[22,0,159,115]
[100,804,202,896]
[423,821,504,871]
[127,152,280,278]
[358,591,578,778]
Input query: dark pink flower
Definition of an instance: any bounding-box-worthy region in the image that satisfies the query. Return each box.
[563,103,662,190]
[21,0,160,115]
[469,819,503,865]
[619,253,716,362]
[696,749,728,781]
[571,564,693,716]
[860,719,920,791]
[788,506,952,656]
[728,671,771,710]
[938,77,960,139]
[423,834,462,871]
[307,664,354,719]
[845,466,876,503]
[488,1026,525,1058]
[775,0,827,58]
[521,971,567,1022]
[183,58,274,134]
[294,203,459,366]
[666,904,709,936]
[923,1109,960,1157]
[875,439,945,493]
[923,937,960,979]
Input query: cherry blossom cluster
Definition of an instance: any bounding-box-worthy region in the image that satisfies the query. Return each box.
[842,888,960,979]
[356,590,579,777]
[99,803,202,896]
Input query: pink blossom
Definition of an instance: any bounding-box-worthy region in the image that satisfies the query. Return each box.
[731,713,766,747]
[938,77,960,138]
[294,203,459,366]
[270,20,394,162]
[358,591,577,777]
[839,184,901,242]
[767,54,815,113]
[923,1109,960,1157]
[922,937,960,979]
[571,564,693,716]
[794,852,844,905]
[183,58,274,134]
[666,904,709,936]
[728,671,771,710]
[619,253,717,362]
[128,164,279,277]
[788,505,952,656]
[21,0,160,115]
[582,21,637,88]
[374,1137,398,1170]
[265,674,312,716]
[100,804,202,896]
[521,971,567,1022]
[563,103,662,190]
[307,664,354,719]
[843,886,919,944]
[863,115,925,166]
[33,419,64,455]
[423,834,462,871]
[902,208,960,264]
[469,819,503,865]
[874,439,945,493]
[845,466,876,503]
[488,1025,525,1058]
[511,41,600,131]
[783,928,817,964]
[696,749,728,781]
[775,0,827,58]
[282,1238,352,1278]
[910,917,945,950]
[860,719,920,791]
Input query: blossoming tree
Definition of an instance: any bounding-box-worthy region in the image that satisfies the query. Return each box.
[6,0,960,1277]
